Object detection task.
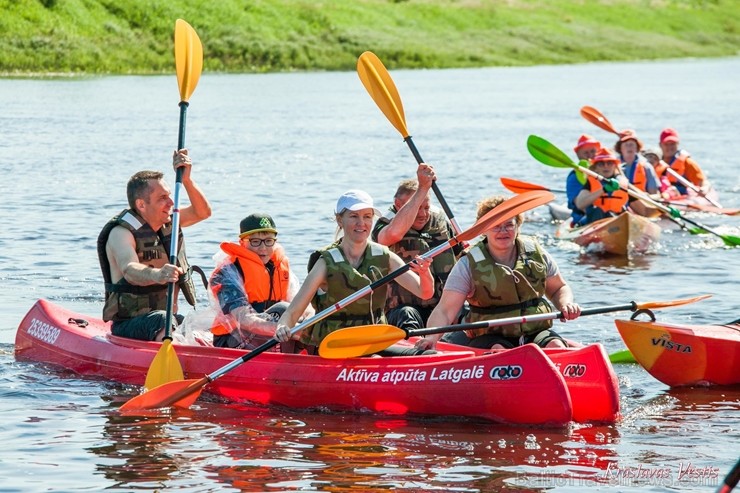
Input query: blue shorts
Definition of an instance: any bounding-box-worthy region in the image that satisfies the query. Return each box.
[111,311,181,341]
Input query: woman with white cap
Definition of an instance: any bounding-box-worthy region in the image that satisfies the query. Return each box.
[276,190,434,354]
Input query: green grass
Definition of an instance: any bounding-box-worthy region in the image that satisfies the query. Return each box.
[1,0,739,75]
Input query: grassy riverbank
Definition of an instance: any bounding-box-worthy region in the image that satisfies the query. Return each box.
[1,0,739,75]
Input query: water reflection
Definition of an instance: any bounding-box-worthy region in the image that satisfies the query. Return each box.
[88,402,620,492]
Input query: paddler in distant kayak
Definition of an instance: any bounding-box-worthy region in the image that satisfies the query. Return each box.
[97,150,212,342]
[572,147,657,225]
[566,134,601,226]
[414,195,581,351]
[614,129,660,195]
[657,127,708,194]
[275,189,434,355]
[208,213,313,350]
[371,163,459,333]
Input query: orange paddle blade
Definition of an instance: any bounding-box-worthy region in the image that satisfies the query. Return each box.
[144,339,185,390]
[357,51,409,137]
[119,377,208,412]
[636,294,712,310]
[175,19,203,103]
[457,190,555,243]
[580,105,619,135]
[500,177,557,194]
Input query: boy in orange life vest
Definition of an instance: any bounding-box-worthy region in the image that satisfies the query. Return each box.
[209,213,313,349]
[659,127,707,194]
[574,148,631,226]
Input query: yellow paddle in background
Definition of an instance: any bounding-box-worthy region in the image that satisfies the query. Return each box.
[144,19,203,390]
[120,190,556,411]
[357,51,464,237]
[319,295,712,359]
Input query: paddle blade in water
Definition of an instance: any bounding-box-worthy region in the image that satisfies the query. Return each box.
[319,325,407,359]
[357,51,409,137]
[174,19,203,102]
[144,339,185,390]
[119,377,208,412]
[527,135,576,169]
[609,349,636,364]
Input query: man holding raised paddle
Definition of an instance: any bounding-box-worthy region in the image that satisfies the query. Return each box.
[98,152,211,342]
[371,163,460,334]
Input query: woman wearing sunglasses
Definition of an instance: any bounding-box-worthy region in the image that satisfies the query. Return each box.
[208,213,312,349]
[415,195,581,351]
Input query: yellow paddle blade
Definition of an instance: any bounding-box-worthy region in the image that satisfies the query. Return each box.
[636,294,711,310]
[357,51,409,137]
[175,19,203,103]
[319,324,407,359]
[144,339,185,390]
[119,377,208,412]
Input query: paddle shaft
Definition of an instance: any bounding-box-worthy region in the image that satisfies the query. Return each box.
[163,101,190,340]
[402,303,639,338]
[403,136,463,235]
[664,167,722,207]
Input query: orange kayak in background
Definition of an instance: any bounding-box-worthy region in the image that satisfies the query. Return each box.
[615,318,740,387]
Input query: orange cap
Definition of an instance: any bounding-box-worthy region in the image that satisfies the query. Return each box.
[660,127,679,144]
[592,147,620,164]
[616,129,643,152]
[573,134,600,153]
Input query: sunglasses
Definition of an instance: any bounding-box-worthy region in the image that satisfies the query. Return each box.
[491,221,517,233]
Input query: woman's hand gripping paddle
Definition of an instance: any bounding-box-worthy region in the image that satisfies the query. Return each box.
[144,19,203,390]
[120,190,555,411]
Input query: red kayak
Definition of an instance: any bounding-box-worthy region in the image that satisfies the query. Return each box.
[615,318,740,387]
[15,299,619,425]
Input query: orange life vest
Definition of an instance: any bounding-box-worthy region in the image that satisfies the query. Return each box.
[209,242,290,336]
[586,176,629,215]
[665,150,704,191]
[623,161,648,192]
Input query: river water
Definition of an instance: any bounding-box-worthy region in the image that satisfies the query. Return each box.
[0,57,738,492]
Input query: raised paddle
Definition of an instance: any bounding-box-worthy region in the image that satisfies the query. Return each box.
[580,105,724,209]
[318,295,711,359]
[357,51,463,236]
[527,135,740,247]
[119,190,556,411]
[144,19,204,390]
[500,177,565,194]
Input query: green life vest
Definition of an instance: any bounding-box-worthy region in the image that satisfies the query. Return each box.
[97,209,196,322]
[373,208,456,311]
[302,240,390,346]
[465,235,552,337]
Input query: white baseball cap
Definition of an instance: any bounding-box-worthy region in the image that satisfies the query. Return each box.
[335,189,381,216]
